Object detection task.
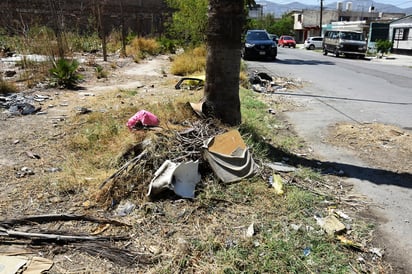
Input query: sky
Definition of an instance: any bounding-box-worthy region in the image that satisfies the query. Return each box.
[264,0,412,9]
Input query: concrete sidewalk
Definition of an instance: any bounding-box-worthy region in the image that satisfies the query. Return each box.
[367,54,412,66]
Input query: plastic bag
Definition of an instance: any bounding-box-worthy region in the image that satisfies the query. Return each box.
[126,110,159,130]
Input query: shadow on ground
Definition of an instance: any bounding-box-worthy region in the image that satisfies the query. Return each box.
[275,59,336,65]
[265,143,412,189]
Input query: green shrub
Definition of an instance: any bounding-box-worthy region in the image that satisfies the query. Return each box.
[376,40,392,55]
[49,59,83,89]
[158,37,177,53]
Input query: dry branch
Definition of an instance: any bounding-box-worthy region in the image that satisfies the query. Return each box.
[0,226,127,242]
[0,213,131,228]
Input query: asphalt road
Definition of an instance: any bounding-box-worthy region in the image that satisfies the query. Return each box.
[246,47,412,272]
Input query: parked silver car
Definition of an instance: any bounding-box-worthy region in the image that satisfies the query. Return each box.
[304,36,323,50]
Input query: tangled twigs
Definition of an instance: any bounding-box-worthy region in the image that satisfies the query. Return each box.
[99,149,148,189]
[172,119,226,162]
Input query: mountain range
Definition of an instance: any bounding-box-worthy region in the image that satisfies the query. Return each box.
[257,1,412,17]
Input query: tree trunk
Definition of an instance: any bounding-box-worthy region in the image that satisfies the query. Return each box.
[203,0,245,126]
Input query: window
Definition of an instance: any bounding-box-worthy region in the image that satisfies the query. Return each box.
[394,28,410,41]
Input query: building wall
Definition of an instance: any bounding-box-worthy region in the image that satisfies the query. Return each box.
[389,17,412,54]
[293,8,406,45]
[0,0,171,36]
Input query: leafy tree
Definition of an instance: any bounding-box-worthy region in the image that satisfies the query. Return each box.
[165,0,208,46]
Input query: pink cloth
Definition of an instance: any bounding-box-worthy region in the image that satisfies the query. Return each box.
[126,110,159,130]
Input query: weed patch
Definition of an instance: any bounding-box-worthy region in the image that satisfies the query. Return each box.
[170,46,206,76]
[126,37,160,62]
[0,78,18,94]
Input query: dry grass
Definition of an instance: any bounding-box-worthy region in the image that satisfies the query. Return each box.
[126,37,161,62]
[0,78,18,94]
[170,46,207,76]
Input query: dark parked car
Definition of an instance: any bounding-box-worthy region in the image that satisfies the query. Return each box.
[278,35,296,48]
[242,30,277,61]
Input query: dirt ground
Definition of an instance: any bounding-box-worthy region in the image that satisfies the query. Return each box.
[326,122,412,175]
[1,52,411,273]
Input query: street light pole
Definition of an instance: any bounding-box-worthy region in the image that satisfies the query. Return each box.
[320,0,323,36]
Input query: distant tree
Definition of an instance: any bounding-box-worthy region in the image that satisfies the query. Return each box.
[92,0,109,61]
[48,0,66,59]
[248,13,294,36]
[273,13,294,36]
[248,14,277,33]
[165,0,208,46]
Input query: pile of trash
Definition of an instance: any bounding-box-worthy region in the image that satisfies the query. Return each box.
[249,71,302,93]
[98,113,261,205]
[0,93,49,115]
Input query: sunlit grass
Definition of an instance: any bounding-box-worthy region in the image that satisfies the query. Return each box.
[170,45,206,76]
[126,37,161,62]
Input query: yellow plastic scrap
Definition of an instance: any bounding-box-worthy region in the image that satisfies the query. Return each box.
[271,173,284,195]
[337,235,364,250]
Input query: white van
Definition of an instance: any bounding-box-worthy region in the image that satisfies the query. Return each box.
[323,30,367,58]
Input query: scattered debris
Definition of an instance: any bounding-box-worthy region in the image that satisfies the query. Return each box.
[315,214,346,235]
[175,77,204,90]
[16,167,35,178]
[369,247,385,258]
[248,71,302,93]
[269,173,284,195]
[334,210,351,220]
[246,223,255,238]
[116,201,136,216]
[203,130,258,183]
[189,101,206,118]
[44,167,62,173]
[9,103,41,115]
[303,247,311,256]
[147,160,201,198]
[337,235,364,250]
[126,110,160,130]
[264,162,296,173]
[4,70,17,77]
[25,151,41,159]
[74,106,92,114]
[0,255,53,274]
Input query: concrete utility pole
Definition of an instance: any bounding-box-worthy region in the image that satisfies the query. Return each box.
[320,0,323,36]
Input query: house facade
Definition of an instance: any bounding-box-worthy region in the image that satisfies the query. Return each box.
[292,7,405,44]
[389,15,412,55]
